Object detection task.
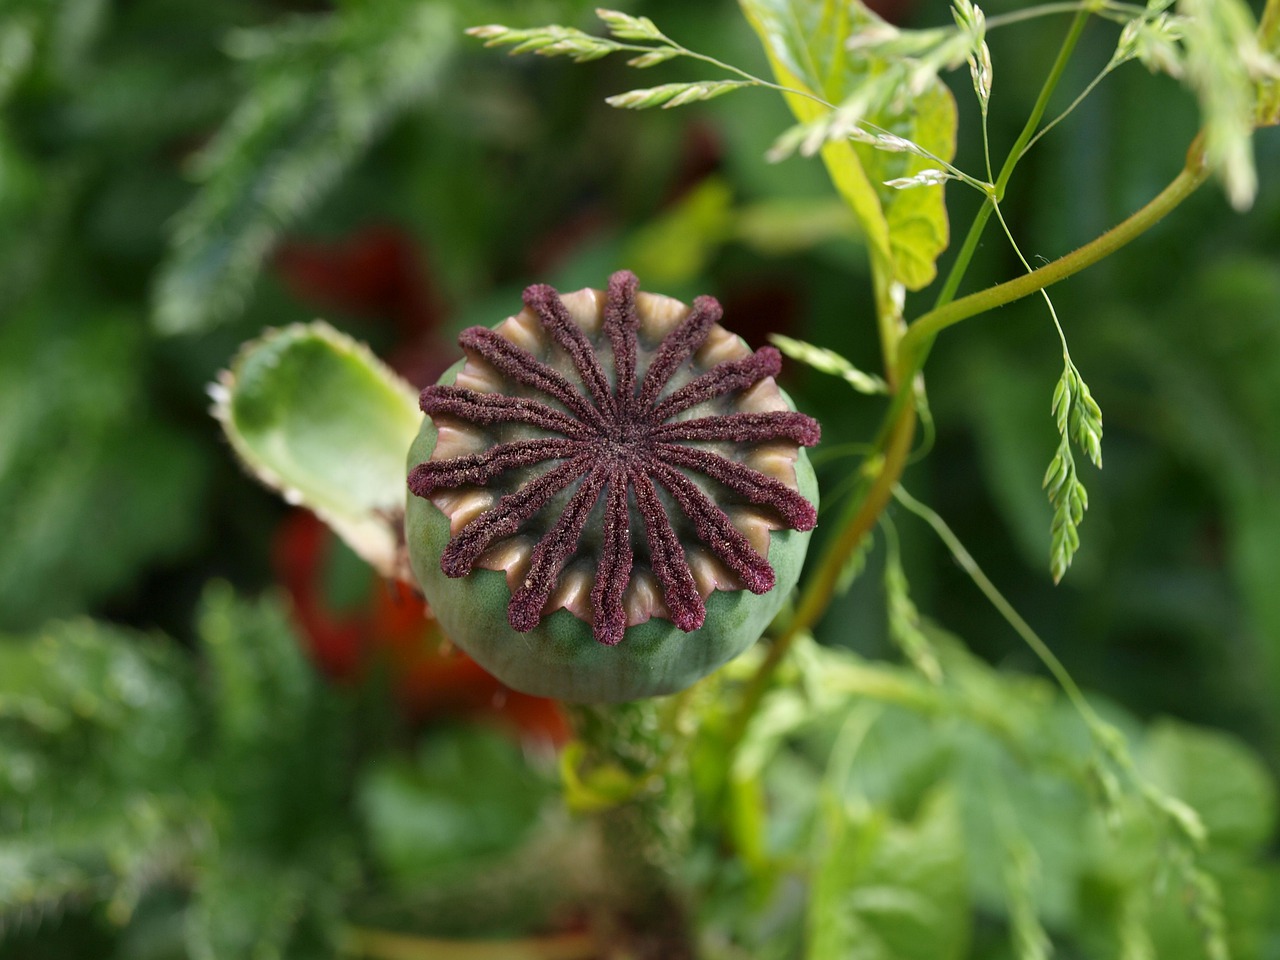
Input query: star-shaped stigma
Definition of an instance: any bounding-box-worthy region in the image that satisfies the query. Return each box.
[408,271,820,646]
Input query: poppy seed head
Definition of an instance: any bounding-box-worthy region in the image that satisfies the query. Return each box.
[408,271,819,647]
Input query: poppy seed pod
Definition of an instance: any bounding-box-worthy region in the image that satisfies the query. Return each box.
[405,272,819,703]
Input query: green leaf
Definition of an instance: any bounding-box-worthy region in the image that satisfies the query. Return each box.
[153,0,457,334]
[198,583,319,761]
[0,300,208,631]
[185,858,348,960]
[0,620,200,927]
[214,322,421,578]
[623,176,735,285]
[808,788,969,960]
[359,726,554,885]
[1257,0,1280,125]
[732,196,859,256]
[738,0,956,291]
[883,532,943,683]
[622,181,861,285]
[190,585,357,959]
[196,583,350,841]
[1141,719,1278,850]
[855,79,957,291]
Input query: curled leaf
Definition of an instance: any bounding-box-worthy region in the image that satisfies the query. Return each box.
[213,322,420,580]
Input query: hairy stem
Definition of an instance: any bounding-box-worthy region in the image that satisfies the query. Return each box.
[565,701,696,960]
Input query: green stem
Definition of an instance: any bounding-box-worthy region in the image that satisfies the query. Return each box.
[724,140,1209,784]
[891,485,1101,728]
[725,10,1096,758]
[724,402,917,751]
[997,9,1090,193]
[985,1,1146,30]
[564,701,696,960]
[873,259,905,389]
[935,8,1091,310]
[901,151,1209,376]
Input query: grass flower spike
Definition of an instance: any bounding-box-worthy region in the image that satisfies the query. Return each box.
[406,271,819,702]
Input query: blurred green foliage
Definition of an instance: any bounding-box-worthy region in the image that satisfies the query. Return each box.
[2,0,1279,956]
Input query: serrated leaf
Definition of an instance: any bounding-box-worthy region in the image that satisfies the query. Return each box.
[0,620,200,927]
[809,789,969,960]
[185,862,315,960]
[183,585,356,959]
[198,584,316,756]
[214,322,421,579]
[739,0,957,291]
[858,79,957,290]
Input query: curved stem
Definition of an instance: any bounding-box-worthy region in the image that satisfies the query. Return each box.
[985,1,1148,30]
[793,405,917,639]
[891,485,1101,726]
[901,153,1209,375]
[723,139,1209,782]
[665,43,834,109]
[724,401,917,750]
[726,10,1092,747]
[720,11,1212,803]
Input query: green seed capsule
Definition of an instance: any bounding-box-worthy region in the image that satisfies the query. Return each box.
[405,272,819,703]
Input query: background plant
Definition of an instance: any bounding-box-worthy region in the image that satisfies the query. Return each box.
[1,0,1279,957]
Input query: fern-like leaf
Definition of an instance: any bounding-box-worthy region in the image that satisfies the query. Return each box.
[154,0,457,334]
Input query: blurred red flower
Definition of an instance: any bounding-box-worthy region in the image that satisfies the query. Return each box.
[273,509,569,746]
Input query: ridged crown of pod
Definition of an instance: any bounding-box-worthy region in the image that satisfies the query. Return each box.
[405,271,820,702]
